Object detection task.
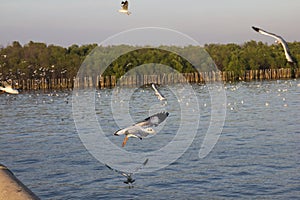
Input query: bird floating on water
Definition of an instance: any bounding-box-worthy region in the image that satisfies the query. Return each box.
[105,158,148,187]
[119,1,131,15]
[0,80,19,94]
[114,111,169,147]
[252,26,295,63]
[151,83,166,101]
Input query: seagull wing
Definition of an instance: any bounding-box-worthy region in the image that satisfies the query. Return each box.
[105,164,131,177]
[105,158,148,176]
[122,1,128,10]
[252,26,294,63]
[134,112,169,127]
[151,83,166,100]
[252,26,281,40]
[151,83,159,93]
[132,158,149,173]
[105,164,122,174]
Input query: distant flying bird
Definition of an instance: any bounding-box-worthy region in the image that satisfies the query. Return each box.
[0,80,19,94]
[105,158,148,186]
[119,1,131,15]
[114,111,169,147]
[252,26,295,63]
[151,83,166,101]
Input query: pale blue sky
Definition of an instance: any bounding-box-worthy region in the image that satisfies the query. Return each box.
[1,0,299,47]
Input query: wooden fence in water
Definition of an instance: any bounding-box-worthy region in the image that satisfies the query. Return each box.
[15,67,300,90]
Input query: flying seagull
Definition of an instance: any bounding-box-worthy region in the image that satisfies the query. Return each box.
[252,26,295,63]
[119,1,131,15]
[114,111,169,147]
[151,83,166,101]
[0,80,19,94]
[105,158,149,186]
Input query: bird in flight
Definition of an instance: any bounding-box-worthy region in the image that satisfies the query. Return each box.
[105,158,149,187]
[252,26,295,63]
[119,1,131,15]
[0,80,19,94]
[151,83,166,101]
[114,112,169,147]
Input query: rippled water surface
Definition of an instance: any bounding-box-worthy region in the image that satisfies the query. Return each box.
[0,80,299,199]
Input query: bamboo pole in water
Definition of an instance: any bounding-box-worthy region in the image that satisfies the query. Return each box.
[10,67,299,90]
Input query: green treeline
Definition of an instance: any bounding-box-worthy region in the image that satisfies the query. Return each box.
[0,41,97,81]
[0,40,299,80]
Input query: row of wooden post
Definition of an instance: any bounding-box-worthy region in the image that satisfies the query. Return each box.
[14,68,299,90]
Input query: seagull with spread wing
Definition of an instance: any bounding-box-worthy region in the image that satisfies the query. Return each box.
[114,111,169,147]
[151,83,166,101]
[0,80,19,94]
[105,158,149,186]
[119,1,131,15]
[252,26,295,63]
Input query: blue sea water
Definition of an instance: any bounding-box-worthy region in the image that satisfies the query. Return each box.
[0,79,299,199]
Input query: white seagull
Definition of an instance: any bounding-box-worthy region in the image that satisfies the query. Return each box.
[119,1,131,15]
[114,111,169,147]
[151,83,166,101]
[252,26,295,63]
[0,80,19,94]
[105,158,148,186]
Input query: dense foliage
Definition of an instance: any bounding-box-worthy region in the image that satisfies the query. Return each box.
[0,40,299,80]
